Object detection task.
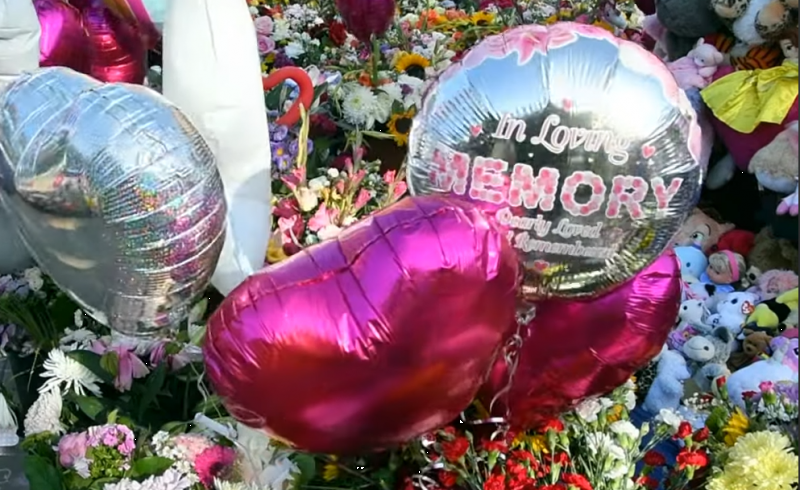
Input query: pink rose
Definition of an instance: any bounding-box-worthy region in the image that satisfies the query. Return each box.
[257,35,276,55]
[254,16,274,36]
[58,432,89,468]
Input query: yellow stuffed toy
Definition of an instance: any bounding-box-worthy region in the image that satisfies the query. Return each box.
[743,287,799,336]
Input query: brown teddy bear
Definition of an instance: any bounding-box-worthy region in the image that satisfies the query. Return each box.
[746,227,799,285]
[728,331,773,370]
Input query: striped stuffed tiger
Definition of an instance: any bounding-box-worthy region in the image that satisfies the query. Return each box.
[704,32,784,70]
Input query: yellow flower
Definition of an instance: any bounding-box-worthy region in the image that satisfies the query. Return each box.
[470,11,495,25]
[722,409,749,447]
[592,19,616,32]
[528,434,549,454]
[322,456,340,481]
[708,431,799,490]
[606,404,624,423]
[394,52,431,77]
[544,14,558,24]
[387,108,416,146]
[266,231,289,264]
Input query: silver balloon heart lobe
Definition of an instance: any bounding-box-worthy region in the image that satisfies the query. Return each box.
[0,67,226,336]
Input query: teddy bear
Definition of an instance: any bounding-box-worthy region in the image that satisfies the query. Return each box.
[643,349,692,413]
[668,300,713,350]
[725,336,798,408]
[749,120,799,195]
[728,330,773,370]
[707,291,760,335]
[692,362,731,393]
[746,227,799,283]
[672,209,735,253]
[667,39,726,90]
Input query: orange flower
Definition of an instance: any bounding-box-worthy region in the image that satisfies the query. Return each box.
[357,72,372,87]
[445,9,468,20]
[417,9,441,28]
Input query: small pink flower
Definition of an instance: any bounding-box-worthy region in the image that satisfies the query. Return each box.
[383,170,397,184]
[58,432,89,468]
[194,445,236,488]
[111,345,149,392]
[254,16,274,36]
[760,381,775,393]
[353,188,372,212]
[87,424,136,457]
[256,34,275,55]
[307,204,339,232]
[392,181,408,201]
[281,167,307,191]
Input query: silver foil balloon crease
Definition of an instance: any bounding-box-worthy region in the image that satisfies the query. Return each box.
[0,67,227,336]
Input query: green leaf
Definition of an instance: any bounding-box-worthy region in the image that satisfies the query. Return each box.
[138,364,168,419]
[107,409,119,424]
[130,456,174,479]
[100,351,120,377]
[159,421,188,434]
[291,454,316,487]
[67,351,114,384]
[24,454,63,490]
[71,395,105,421]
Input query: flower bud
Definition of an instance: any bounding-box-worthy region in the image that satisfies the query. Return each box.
[335,0,396,42]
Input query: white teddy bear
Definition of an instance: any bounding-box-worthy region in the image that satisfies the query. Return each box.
[706,291,759,336]
[644,349,691,414]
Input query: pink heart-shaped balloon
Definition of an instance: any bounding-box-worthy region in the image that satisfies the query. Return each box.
[205,196,520,454]
[36,0,90,73]
[481,250,680,430]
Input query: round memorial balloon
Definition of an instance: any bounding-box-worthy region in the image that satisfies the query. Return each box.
[0,67,226,336]
[407,22,705,299]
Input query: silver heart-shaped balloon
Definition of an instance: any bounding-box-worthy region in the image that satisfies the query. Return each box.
[0,67,227,336]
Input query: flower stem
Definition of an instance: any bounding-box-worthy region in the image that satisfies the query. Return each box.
[371,36,380,86]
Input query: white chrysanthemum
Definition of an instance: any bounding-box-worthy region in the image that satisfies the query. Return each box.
[340,85,381,129]
[104,469,192,490]
[39,349,102,397]
[24,390,64,437]
[214,480,261,490]
[59,328,98,352]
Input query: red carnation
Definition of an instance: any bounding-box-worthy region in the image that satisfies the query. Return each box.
[561,473,592,490]
[482,439,508,454]
[438,470,458,488]
[541,418,565,433]
[484,474,506,490]
[635,476,659,489]
[441,437,470,462]
[642,450,667,467]
[676,448,709,470]
[674,421,693,440]
[693,427,710,442]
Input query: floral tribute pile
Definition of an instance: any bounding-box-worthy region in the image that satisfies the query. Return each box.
[0,0,796,489]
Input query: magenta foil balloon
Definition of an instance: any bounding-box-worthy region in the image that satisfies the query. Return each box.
[481,250,680,430]
[83,1,146,84]
[205,196,520,454]
[35,0,90,73]
[335,0,396,42]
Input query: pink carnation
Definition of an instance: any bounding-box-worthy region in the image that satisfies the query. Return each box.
[172,434,214,462]
[87,424,136,457]
[194,445,236,488]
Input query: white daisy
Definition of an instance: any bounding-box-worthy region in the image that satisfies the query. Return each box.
[39,349,102,397]
[23,390,64,437]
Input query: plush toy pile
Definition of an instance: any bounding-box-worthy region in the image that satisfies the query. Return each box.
[637,209,799,424]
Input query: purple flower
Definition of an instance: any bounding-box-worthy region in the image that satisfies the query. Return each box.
[58,432,89,467]
[288,138,314,156]
[271,142,294,174]
[273,52,295,68]
[775,382,799,405]
[270,124,290,142]
[87,424,136,457]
